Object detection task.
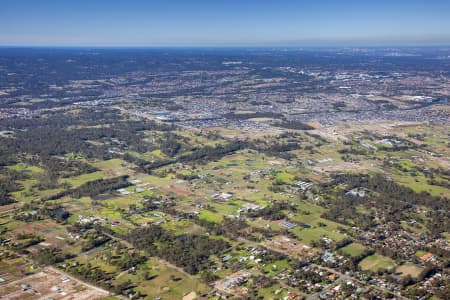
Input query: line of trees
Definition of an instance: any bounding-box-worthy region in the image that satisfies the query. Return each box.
[45,176,130,200]
[272,120,315,130]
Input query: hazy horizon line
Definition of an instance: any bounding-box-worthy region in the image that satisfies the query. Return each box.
[1,43,450,49]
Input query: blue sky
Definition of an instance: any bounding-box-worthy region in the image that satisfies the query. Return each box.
[1,0,450,46]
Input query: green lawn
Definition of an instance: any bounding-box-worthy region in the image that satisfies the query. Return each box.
[289,202,348,246]
[198,210,223,223]
[359,254,395,271]
[262,259,289,275]
[61,171,104,187]
[7,163,44,174]
[162,220,206,235]
[415,250,427,257]
[275,172,295,184]
[339,243,366,257]
[291,226,346,246]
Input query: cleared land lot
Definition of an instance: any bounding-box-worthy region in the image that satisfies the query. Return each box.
[0,268,110,300]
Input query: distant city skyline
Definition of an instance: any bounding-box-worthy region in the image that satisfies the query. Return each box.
[1,0,450,47]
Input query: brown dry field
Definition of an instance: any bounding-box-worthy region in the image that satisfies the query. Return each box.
[162,182,195,197]
[11,219,59,235]
[313,121,430,142]
[11,220,70,251]
[0,204,17,216]
[396,264,423,279]
[430,156,450,169]
[313,160,377,174]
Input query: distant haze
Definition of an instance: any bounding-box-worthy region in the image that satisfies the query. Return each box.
[1,0,450,46]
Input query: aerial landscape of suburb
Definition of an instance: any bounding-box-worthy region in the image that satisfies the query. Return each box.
[0,1,449,300]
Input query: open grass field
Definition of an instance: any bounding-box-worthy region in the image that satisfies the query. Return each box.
[275,172,296,184]
[61,171,105,187]
[259,287,302,300]
[393,170,450,198]
[198,209,223,223]
[291,226,347,246]
[7,163,61,202]
[93,159,134,177]
[262,259,290,275]
[102,193,144,209]
[288,202,348,246]
[7,163,44,174]
[129,258,209,300]
[339,243,367,257]
[359,254,395,272]
[162,220,206,235]
[396,263,423,279]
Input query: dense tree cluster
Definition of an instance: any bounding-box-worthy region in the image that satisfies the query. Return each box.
[126,225,229,274]
[32,247,70,265]
[12,233,44,250]
[321,174,449,234]
[272,120,315,130]
[160,132,182,157]
[81,233,111,252]
[179,141,244,164]
[64,262,113,289]
[247,141,300,160]
[193,217,248,239]
[100,244,146,271]
[246,202,293,220]
[0,108,174,167]
[0,168,28,205]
